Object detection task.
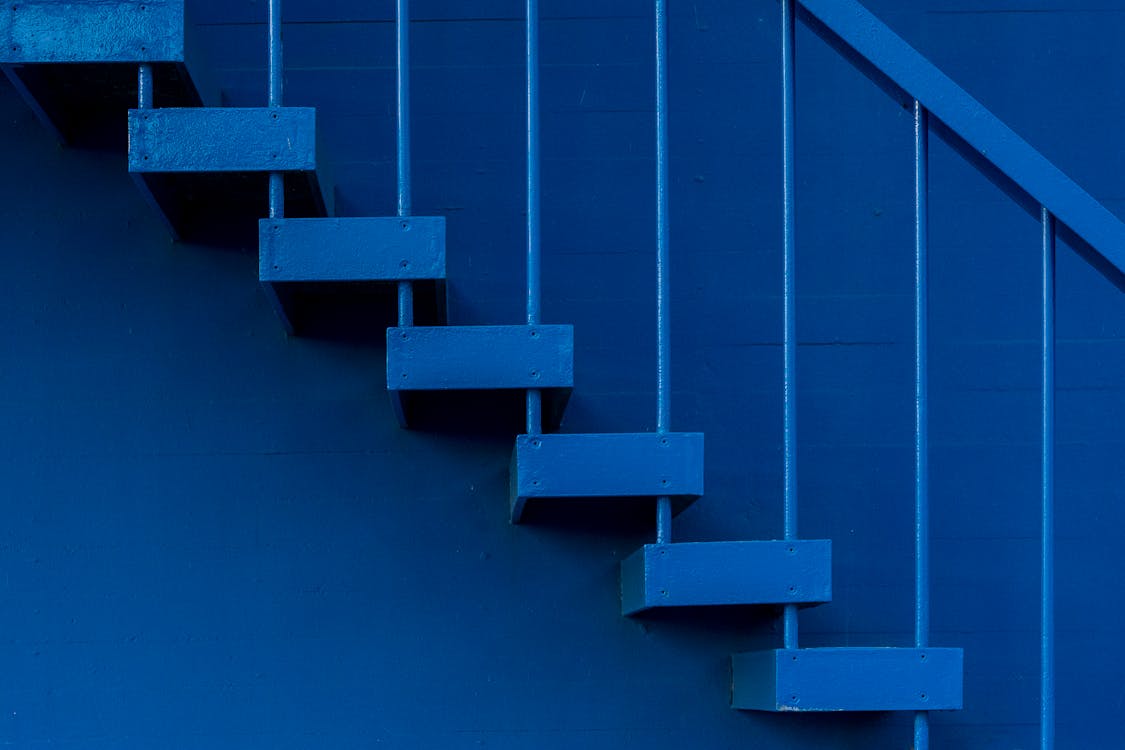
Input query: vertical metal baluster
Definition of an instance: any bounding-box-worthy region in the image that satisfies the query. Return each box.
[138,64,153,110]
[654,0,672,544]
[780,0,798,650]
[396,0,414,327]
[525,0,543,436]
[913,99,931,750]
[267,0,284,221]
[1041,206,1056,750]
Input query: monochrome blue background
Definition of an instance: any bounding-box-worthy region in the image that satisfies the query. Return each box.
[2,1,1124,747]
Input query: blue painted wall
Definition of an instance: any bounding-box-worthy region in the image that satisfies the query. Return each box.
[3,1,1124,747]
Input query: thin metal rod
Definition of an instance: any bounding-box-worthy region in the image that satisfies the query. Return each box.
[1040,206,1056,750]
[913,99,931,750]
[526,0,541,328]
[396,0,414,327]
[526,391,542,436]
[524,0,543,436]
[654,0,672,543]
[269,173,285,219]
[397,0,412,219]
[655,0,670,433]
[268,0,283,107]
[397,281,414,326]
[137,64,153,109]
[781,0,799,651]
[655,499,672,544]
[267,0,284,221]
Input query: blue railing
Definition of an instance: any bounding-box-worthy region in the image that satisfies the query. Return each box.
[782,0,1125,747]
[526,0,544,437]
[396,0,415,327]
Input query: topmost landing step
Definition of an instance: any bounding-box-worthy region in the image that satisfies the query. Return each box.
[0,0,216,146]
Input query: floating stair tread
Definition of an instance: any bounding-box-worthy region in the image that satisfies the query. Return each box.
[388,325,573,391]
[509,432,703,523]
[259,216,447,334]
[128,107,332,243]
[260,217,445,282]
[2,0,188,63]
[620,540,831,616]
[386,324,574,430]
[0,0,216,145]
[129,107,321,174]
[731,647,963,712]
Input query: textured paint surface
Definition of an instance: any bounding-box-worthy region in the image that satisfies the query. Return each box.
[2,1,1125,748]
[259,217,446,282]
[0,0,184,63]
[511,432,703,503]
[387,324,574,390]
[128,107,319,173]
[732,647,963,711]
[620,541,832,615]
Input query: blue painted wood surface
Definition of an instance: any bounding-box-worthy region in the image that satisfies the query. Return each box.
[0,0,185,63]
[387,324,574,391]
[620,541,832,615]
[510,432,703,522]
[128,107,320,173]
[732,647,963,711]
[260,217,446,282]
[1,1,1124,747]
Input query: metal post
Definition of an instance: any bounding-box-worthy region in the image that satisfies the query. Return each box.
[780,0,798,650]
[654,0,672,544]
[137,64,153,109]
[913,99,931,750]
[268,0,284,220]
[1040,206,1056,750]
[396,0,414,327]
[525,0,543,436]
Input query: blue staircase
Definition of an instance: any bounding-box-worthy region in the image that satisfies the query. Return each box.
[6,0,1125,745]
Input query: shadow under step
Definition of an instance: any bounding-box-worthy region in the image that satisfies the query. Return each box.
[0,0,217,147]
[259,216,447,335]
[128,107,333,245]
[621,540,831,616]
[731,647,963,712]
[386,324,573,431]
[509,432,703,523]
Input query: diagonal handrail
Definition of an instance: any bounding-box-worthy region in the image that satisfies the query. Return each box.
[798,0,1125,278]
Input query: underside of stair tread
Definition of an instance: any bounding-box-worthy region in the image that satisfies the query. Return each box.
[128,107,333,244]
[259,216,448,334]
[0,0,216,146]
[620,540,832,615]
[731,647,964,712]
[386,324,574,430]
[509,432,704,523]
